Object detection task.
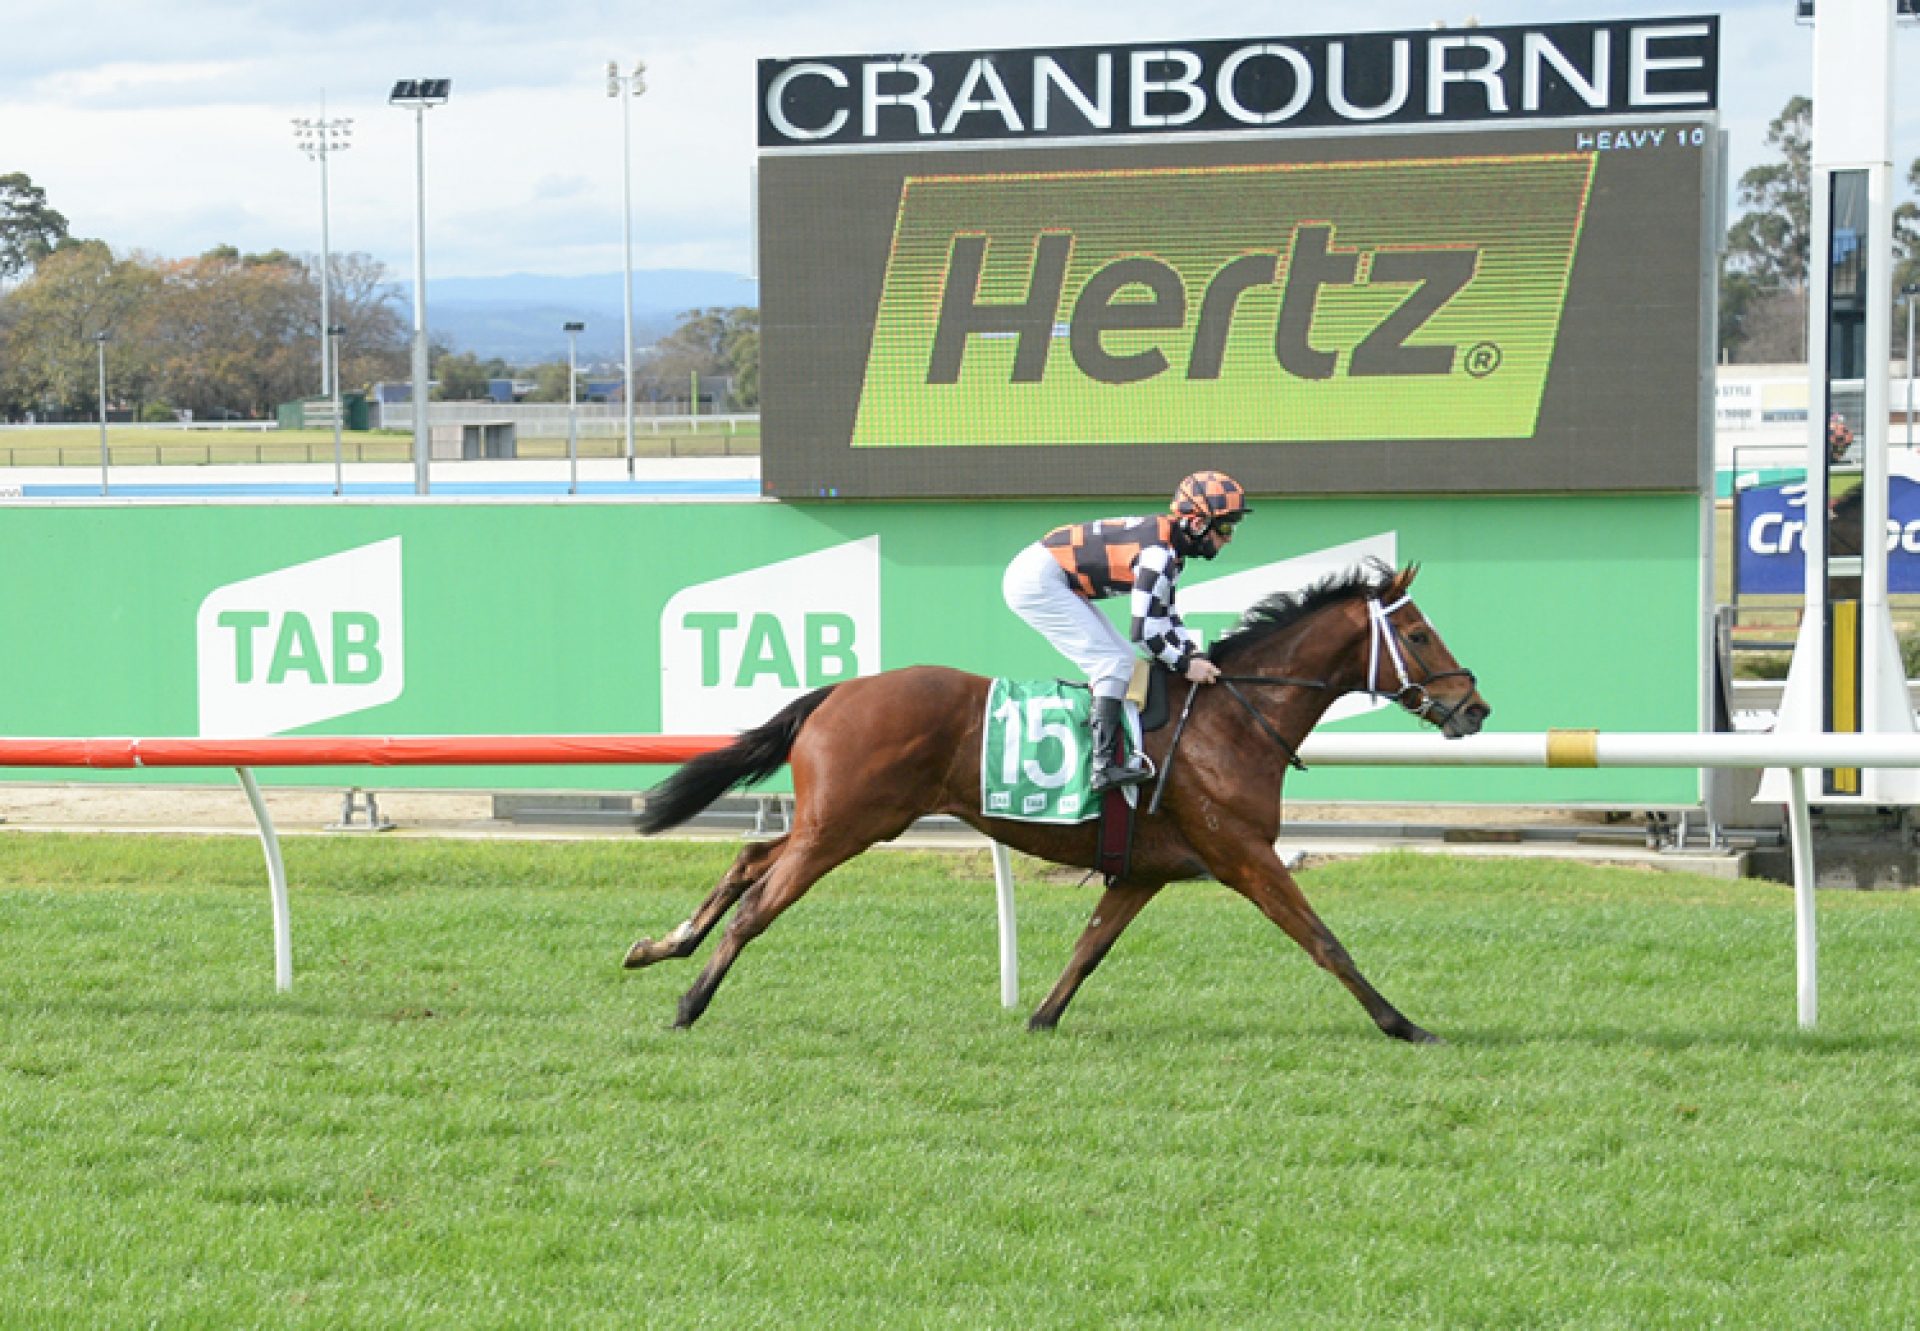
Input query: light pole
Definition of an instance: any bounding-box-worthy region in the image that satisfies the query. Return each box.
[94,331,110,496]
[292,100,351,403]
[389,78,451,495]
[564,321,585,496]
[606,60,647,479]
[327,324,347,496]
[1903,282,1919,450]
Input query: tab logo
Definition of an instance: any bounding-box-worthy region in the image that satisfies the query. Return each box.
[196,538,404,737]
[660,537,881,734]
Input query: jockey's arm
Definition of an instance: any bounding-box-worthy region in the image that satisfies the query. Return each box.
[1129,545,1214,682]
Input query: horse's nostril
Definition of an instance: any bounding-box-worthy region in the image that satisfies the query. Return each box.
[1468,703,1490,721]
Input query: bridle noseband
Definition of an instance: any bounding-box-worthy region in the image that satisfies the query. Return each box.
[1366,594,1476,727]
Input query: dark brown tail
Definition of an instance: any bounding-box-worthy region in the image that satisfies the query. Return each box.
[635,686,839,835]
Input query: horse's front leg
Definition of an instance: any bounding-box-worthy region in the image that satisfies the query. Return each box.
[1029,883,1162,1031]
[1203,835,1438,1044]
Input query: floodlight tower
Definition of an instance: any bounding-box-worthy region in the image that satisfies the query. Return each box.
[607,59,647,478]
[389,77,451,495]
[291,99,352,403]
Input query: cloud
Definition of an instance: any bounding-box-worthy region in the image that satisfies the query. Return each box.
[6,0,1918,280]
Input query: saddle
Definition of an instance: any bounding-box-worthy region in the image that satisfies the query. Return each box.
[1132,659,1173,734]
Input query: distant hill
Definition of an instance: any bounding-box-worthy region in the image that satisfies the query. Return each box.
[395,270,759,365]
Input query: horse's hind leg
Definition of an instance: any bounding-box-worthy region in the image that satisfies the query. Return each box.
[623,837,785,969]
[1029,884,1161,1031]
[1209,839,1437,1044]
[672,829,871,1028]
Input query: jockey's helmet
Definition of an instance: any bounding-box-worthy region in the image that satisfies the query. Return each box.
[1170,471,1251,538]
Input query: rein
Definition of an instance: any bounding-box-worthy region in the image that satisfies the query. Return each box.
[1145,591,1476,812]
[1219,677,1313,772]
[1148,670,1324,813]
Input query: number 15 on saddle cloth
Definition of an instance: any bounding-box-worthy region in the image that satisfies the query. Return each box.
[980,678,1145,824]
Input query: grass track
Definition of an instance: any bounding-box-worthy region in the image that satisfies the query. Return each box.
[4,833,1920,1328]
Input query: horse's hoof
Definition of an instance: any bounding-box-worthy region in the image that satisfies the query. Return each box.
[1403,1026,1444,1045]
[623,940,657,969]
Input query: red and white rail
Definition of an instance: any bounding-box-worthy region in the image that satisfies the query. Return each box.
[6,729,1919,1030]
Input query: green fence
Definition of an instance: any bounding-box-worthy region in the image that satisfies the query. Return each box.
[0,495,1701,803]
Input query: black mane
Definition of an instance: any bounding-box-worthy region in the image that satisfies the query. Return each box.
[1208,559,1396,669]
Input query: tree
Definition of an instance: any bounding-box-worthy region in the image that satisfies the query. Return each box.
[0,235,412,419]
[321,252,410,396]
[640,306,758,407]
[523,361,578,403]
[433,350,513,401]
[130,246,410,418]
[1720,95,1920,363]
[142,248,309,417]
[0,240,158,418]
[725,309,760,410]
[1721,97,1811,362]
[0,172,69,282]
[1726,97,1812,291]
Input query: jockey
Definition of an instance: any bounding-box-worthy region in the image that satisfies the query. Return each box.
[1002,470,1251,792]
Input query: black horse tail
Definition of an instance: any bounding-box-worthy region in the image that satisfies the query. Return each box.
[635,685,840,835]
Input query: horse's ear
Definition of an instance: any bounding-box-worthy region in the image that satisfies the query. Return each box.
[1388,563,1420,598]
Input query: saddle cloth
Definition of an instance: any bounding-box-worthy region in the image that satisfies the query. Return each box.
[981,676,1148,825]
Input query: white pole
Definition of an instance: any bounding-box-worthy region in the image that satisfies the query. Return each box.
[616,64,645,479]
[566,325,580,496]
[410,104,431,495]
[94,333,109,496]
[317,107,334,404]
[1787,767,1818,1029]
[237,767,292,993]
[329,327,344,497]
[990,841,1018,1009]
[1907,290,1915,450]
[294,104,351,404]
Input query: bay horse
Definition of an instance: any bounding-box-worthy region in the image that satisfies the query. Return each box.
[625,561,1490,1038]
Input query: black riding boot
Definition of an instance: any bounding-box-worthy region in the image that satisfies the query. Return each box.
[1089,695,1152,792]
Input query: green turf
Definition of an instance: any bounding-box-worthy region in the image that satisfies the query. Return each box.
[3,833,1919,1328]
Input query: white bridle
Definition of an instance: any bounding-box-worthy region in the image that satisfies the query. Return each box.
[1365,594,1417,702]
[1365,593,1476,726]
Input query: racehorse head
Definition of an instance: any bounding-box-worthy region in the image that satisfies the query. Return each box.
[1212,560,1490,738]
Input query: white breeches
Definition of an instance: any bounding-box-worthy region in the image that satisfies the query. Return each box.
[1002,543,1135,700]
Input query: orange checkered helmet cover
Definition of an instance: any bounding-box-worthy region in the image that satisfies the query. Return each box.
[1170,471,1251,531]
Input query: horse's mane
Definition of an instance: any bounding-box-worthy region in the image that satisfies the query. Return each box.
[1208,558,1396,669]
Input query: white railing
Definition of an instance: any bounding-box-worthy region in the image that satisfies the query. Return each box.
[375,401,758,438]
[0,420,278,432]
[3,727,1913,1031]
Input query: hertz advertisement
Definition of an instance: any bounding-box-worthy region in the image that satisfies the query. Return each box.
[852,154,1595,447]
[760,122,1716,499]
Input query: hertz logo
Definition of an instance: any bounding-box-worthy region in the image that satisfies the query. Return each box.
[850,153,1596,447]
[926,224,1477,385]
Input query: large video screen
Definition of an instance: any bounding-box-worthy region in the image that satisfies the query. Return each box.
[759,123,1715,498]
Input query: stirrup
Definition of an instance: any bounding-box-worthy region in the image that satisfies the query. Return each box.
[1091,753,1155,793]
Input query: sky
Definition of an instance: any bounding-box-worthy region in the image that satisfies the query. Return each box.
[4,0,1915,282]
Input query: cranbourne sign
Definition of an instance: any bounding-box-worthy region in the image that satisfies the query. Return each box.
[755,17,1719,501]
[758,18,1718,146]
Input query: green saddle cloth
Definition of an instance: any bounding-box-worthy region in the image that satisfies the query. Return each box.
[980,678,1118,824]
